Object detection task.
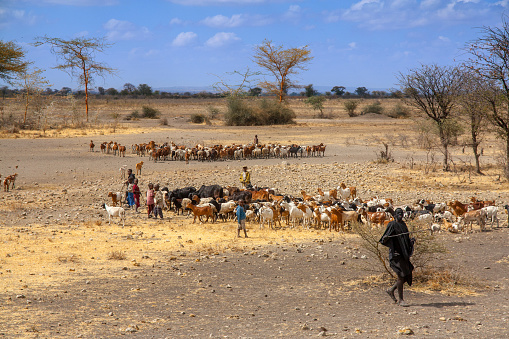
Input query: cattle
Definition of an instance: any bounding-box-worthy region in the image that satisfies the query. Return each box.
[167,187,197,210]
[231,190,252,203]
[193,185,224,199]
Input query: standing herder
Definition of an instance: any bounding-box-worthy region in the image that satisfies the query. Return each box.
[146,183,155,218]
[379,208,415,307]
[254,135,258,145]
[239,166,251,188]
[236,200,248,238]
[153,184,164,220]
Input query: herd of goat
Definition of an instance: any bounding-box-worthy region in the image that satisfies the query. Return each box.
[105,182,507,233]
[90,140,326,161]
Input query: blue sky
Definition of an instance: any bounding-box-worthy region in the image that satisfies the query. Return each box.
[1,0,506,92]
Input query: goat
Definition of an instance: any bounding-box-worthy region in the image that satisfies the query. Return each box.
[481,206,499,228]
[186,202,215,223]
[89,140,95,152]
[136,161,144,175]
[457,209,487,232]
[258,205,274,229]
[119,165,128,179]
[102,203,125,227]
[108,192,122,207]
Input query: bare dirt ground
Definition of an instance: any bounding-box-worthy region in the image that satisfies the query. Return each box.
[0,108,508,338]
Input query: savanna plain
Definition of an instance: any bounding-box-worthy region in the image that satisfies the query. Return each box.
[0,98,508,338]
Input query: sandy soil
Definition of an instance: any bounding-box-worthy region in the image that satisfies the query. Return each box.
[0,115,508,338]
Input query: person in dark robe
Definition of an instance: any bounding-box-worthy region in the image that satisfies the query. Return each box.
[379,208,415,307]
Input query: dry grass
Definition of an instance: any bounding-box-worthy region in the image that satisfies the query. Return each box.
[0,216,347,295]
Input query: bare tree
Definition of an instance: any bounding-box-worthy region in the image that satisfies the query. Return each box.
[212,67,260,97]
[458,69,495,174]
[397,64,464,171]
[253,40,313,103]
[466,16,509,178]
[17,67,51,126]
[33,36,115,122]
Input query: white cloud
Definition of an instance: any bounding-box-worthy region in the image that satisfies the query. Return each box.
[201,14,245,28]
[172,32,198,47]
[283,4,302,22]
[0,8,38,25]
[348,42,357,49]
[39,0,118,5]
[167,0,266,5]
[438,35,450,42]
[103,19,151,41]
[494,0,509,7]
[351,0,381,11]
[170,17,183,25]
[205,32,240,48]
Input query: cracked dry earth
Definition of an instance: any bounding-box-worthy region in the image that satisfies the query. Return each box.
[0,118,508,338]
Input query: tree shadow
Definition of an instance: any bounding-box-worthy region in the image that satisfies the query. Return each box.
[418,302,475,308]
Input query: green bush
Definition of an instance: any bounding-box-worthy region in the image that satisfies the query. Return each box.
[387,103,410,118]
[141,106,160,119]
[190,114,205,123]
[343,100,359,117]
[224,97,296,126]
[361,101,384,115]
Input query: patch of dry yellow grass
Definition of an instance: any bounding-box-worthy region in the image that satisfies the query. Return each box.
[0,217,346,295]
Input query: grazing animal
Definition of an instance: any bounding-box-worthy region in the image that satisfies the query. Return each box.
[102,203,126,227]
[89,140,95,152]
[457,209,487,232]
[447,200,468,217]
[118,145,126,157]
[136,161,144,175]
[186,202,215,223]
[108,192,123,207]
[119,165,128,179]
[481,206,499,228]
[258,205,274,229]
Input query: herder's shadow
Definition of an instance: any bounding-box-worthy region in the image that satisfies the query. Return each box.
[417,302,475,308]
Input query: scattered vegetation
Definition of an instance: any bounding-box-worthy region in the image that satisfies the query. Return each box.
[387,102,410,118]
[190,113,205,123]
[207,105,221,120]
[159,117,168,125]
[141,106,160,119]
[343,100,359,117]
[107,250,127,260]
[361,101,384,115]
[224,97,295,126]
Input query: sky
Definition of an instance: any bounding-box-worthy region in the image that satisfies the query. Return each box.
[0,0,507,93]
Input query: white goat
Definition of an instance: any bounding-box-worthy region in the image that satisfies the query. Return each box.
[119,165,128,179]
[102,203,126,227]
[258,205,274,229]
[482,206,499,228]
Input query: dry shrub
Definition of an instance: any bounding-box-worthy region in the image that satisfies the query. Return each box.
[57,254,80,263]
[107,250,126,260]
[413,267,484,295]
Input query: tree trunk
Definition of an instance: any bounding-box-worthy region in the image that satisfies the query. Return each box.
[85,81,89,123]
[506,138,509,179]
[439,126,450,171]
[24,89,29,126]
[471,133,482,175]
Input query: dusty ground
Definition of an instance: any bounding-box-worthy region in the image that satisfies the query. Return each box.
[0,110,508,338]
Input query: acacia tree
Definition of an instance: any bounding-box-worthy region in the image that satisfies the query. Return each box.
[467,16,509,177]
[17,67,51,126]
[397,64,464,171]
[33,36,115,122]
[253,40,313,103]
[0,40,29,84]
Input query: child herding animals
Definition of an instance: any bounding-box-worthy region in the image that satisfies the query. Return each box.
[146,183,155,218]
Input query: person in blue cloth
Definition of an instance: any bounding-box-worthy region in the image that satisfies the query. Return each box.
[235,200,248,238]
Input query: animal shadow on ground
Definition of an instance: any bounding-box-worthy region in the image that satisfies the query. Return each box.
[418,302,475,308]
